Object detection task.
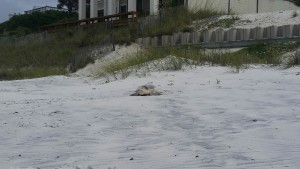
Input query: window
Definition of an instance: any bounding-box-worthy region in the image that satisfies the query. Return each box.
[120,5,127,13]
[98,9,104,16]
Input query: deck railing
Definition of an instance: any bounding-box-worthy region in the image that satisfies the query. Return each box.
[42,11,138,33]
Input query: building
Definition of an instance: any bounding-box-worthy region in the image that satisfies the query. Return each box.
[79,0,189,20]
[78,0,299,20]
[79,0,161,20]
[187,0,299,14]
[24,6,68,15]
[8,13,22,19]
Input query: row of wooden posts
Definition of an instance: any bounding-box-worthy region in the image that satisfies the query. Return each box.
[136,24,300,48]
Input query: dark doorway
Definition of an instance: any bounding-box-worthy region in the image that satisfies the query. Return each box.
[173,0,185,6]
[136,0,150,16]
[119,0,128,13]
[120,5,127,13]
[137,0,143,13]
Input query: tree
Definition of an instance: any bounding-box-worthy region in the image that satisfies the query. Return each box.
[57,0,79,12]
[0,10,77,36]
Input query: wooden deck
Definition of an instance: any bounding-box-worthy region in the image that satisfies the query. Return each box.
[42,11,138,33]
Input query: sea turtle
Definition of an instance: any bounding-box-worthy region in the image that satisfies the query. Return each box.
[131,84,162,96]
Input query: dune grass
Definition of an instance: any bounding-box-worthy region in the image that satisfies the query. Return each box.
[0,37,72,80]
[0,27,113,80]
[0,6,221,80]
[0,68,67,80]
[99,41,300,79]
[139,6,220,37]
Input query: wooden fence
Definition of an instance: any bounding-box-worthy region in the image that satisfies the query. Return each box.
[136,24,300,48]
[42,11,138,33]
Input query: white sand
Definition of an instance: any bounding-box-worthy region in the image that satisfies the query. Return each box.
[231,9,300,28]
[1,66,300,169]
[74,44,141,77]
[1,10,300,169]
[197,9,300,31]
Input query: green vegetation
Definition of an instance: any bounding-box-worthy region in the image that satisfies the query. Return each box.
[285,0,300,7]
[288,50,300,66]
[2,5,298,81]
[0,11,77,36]
[0,28,110,80]
[99,42,300,79]
[0,6,221,80]
[0,37,71,80]
[206,16,239,29]
[0,68,67,80]
[139,6,220,37]
[159,0,185,8]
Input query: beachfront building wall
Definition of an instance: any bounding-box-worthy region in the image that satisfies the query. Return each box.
[187,0,299,14]
[79,0,300,20]
[78,0,159,20]
[258,0,299,13]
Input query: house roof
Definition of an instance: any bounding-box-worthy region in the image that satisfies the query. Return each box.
[24,6,68,13]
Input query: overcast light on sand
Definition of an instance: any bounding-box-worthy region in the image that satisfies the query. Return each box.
[1,2,300,168]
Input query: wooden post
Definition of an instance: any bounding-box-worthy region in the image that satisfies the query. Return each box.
[228,0,231,15]
[257,0,259,13]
